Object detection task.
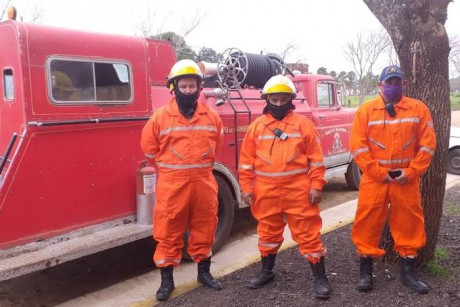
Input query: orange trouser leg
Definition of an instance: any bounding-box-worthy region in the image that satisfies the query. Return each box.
[187,172,218,262]
[388,178,426,257]
[251,176,325,260]
[251,201,285,256]
[251,179,286,256]
[285,202,325,263]
[352,175,390,258]
[153,174,191,267]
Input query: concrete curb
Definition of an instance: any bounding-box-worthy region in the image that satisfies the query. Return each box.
[57,174,460,307]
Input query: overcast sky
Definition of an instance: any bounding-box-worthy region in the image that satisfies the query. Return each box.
[7,0,460,77]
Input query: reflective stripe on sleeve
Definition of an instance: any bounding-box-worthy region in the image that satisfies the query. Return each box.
[352,147,369,157]
[239,164,254,170]
[419,146,435,155]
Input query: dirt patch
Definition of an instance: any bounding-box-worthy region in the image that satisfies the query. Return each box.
[160,184,460,307]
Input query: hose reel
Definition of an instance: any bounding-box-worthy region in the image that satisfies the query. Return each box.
[216,48,288,89]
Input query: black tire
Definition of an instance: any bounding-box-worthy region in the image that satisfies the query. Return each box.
[212,175,235,254]
[182,173,235,259]
[447,148,460,175]
[345,160,361,190]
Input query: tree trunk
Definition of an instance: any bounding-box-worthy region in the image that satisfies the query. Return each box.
[364,0,452,264]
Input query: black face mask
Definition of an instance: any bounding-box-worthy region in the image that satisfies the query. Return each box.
[173,86,199,118]
[264,101,294,121]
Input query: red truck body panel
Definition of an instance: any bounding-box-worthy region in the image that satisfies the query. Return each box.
[0,21,173,248]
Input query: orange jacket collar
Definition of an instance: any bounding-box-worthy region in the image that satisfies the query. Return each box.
[374,95,411,110]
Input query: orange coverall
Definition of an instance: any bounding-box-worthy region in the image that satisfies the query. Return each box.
[141,98,223,267]
[239,111,327,263]
[350,95,436,258]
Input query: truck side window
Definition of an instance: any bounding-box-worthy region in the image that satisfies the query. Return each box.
[3,69,14,101]
[317,83,334,108]
[48,58,132,105]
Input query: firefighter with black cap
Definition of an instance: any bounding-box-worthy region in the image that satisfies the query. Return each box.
[350,65,436,294]
[141,59,224,301]
[238,74,331,299]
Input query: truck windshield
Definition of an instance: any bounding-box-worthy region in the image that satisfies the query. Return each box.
[317,82,335,108]
[48,58,132,104]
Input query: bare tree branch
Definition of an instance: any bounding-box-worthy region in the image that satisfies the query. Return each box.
[450,35,460,76]
[279,40,297,62]
[181,11,206,38]
[344,29,390,103]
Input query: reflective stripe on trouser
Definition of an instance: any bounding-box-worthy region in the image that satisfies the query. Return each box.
[352,174,426,258]
[251,175,325,261]
[153,170,218,267]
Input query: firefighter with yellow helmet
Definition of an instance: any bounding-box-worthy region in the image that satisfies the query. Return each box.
[51,70,78,101]
[238,74,331,299]
[141,59,224,301]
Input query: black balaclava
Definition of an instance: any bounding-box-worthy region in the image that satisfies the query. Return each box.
[263,100,295,121]
[173,79,200,119]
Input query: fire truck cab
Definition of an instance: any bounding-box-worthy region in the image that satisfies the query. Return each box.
[0,20,359,281]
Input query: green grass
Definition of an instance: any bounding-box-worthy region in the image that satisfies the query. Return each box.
[444,202,460,215]
[451,92,460,110]
[343,95,377,108]
[425,247,449,276]
[344,93,460,109]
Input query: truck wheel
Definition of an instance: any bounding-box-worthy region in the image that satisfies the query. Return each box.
[447,148,460,175]
[345,160,361,190]
[182,174,235,259]
[212,175,235,254]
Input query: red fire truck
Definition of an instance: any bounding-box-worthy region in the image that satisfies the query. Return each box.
[0,20,359,281]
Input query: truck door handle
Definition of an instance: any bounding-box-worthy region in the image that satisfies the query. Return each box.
[318,115,326,119]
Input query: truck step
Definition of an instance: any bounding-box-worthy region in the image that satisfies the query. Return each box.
[0,220,152,282]
[325,164,348,179]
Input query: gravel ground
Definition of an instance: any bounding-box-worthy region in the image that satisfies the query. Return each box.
[160,183,460,307]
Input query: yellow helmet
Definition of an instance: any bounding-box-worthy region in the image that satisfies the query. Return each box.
[166,59,203,89]
[52,71,73,91]
[261,75,297,99]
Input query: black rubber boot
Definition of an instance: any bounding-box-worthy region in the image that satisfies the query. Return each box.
[156,265,175,301]
[197,258,223,290]
[400,257,428,294]
[309,257,331,299]
[358,257,373,291]
[248,254,277,289]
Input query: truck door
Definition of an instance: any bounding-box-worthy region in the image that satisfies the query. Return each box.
[0,23,24,179]
[313,81,352,167]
